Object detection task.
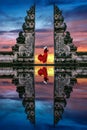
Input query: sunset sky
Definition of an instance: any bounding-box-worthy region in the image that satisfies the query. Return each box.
[0,1,87,128]
[0,0,87,56]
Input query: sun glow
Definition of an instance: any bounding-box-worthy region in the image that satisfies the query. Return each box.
[35,66,54,77]
[35,54,54,64]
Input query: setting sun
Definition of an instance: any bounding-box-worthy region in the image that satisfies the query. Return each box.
[35,54,54,64]
[35,66,54,76]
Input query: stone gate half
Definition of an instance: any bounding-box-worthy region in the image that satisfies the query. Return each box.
[12,6,35,63]
[54,5,77,63]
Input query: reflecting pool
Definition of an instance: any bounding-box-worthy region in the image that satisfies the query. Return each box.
[0,66,87,130]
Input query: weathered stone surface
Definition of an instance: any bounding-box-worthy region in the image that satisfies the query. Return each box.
[13,6,35,62]
[54,5,77,62]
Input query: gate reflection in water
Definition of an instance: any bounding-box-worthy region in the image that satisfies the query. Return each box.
[0,67,87,130]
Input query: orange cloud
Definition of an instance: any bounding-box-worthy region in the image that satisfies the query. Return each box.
[77,47,87,52]
[77,78,87,84]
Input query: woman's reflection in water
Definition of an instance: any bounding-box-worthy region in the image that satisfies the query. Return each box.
[38,67,49,84]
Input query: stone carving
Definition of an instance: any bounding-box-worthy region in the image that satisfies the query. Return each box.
[14,70,35,124]
[25,33,34,56]
[54,5,77,62]
[12,6,35,62]
[54,67,77,124]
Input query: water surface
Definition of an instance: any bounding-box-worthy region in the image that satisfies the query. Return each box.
[0,67,87,130]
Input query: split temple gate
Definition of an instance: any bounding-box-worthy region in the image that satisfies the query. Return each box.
[0,4,87,125]
[11,5,77,64]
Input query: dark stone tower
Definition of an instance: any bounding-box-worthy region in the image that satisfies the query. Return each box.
[12,6,35,63]
[54,5,77,63]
